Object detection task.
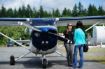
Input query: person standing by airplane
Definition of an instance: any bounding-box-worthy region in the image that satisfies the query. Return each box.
[73,21,86,69]
[63,23,74,66]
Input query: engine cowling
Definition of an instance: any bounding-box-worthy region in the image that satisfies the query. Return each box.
[31,29,57,51]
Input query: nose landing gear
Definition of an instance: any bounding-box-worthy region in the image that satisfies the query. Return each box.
[10,55,15,65]
[42,55,48,68]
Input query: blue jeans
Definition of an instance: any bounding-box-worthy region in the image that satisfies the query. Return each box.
[73,45,84,68]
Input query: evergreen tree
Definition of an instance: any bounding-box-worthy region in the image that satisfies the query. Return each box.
[82,9,87,16]
[7,8,14,17]
[0,4,104,18]
[18,7,22,17]
[67,9,72,16]
[0,6,7,17]
[32,8,37,17]
[52,9,60,17]
[62,8,72,17]
[88,4,98,16]
[72,4,78,16]
[88,4,93,16]
[26,5,33,17]
[52,9,55,17]
[92,5,98,15]
[39,5,44,17]
[21,5,26,17]
[13,9,18,17]
[98,6,104,15]
[62,8,68,16]
[78,2,84,16]
[55,9,61,17]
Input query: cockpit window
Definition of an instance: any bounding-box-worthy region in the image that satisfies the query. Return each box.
[31,19,55,26]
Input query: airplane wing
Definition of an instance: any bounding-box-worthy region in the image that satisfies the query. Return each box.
[0,17,69,42]
[0,18,56,26]
[0,18,30,26]
[0,16,105,26]
[56,16,105,26]
[0,16,105,42]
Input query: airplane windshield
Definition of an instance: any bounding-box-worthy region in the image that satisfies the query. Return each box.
[31,19,55,26]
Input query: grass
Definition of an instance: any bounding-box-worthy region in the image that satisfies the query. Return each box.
[88,47,105,52]
[84,48,105,64]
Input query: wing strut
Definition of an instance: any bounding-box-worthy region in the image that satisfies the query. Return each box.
[0,32,28,49]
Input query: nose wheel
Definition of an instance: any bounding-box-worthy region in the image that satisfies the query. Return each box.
[10,55,15,65]
[42,58,48,68]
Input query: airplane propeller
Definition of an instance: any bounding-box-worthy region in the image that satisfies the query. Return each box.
[18,21,70,43]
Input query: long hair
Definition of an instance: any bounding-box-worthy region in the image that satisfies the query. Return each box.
[76,21,86,37]
[76,21,84,30]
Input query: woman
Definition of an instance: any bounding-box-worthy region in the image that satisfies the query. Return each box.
[63,23,74,66]
[73,21,86,69]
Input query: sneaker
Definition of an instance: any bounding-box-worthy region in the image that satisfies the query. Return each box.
[68,64,72,67]
[78,66,82,68]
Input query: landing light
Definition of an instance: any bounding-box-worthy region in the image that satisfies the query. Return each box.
[46,41,48,44]
[41,41,49,44]
[42,41,44,44]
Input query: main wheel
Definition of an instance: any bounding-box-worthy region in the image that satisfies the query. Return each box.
[10,55,15,65]
[42,59,47,68]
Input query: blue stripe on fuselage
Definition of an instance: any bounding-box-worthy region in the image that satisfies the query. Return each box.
[36,26,57,32]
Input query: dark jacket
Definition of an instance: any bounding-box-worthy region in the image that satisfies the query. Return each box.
[63,30,74,44]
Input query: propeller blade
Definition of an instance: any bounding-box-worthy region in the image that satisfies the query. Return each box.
[18,22,69,42]
[18,21,41,33]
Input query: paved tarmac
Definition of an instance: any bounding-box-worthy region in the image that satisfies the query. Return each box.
[0,47,105,69]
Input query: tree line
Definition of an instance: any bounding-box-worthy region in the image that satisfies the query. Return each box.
[0,2,105,18]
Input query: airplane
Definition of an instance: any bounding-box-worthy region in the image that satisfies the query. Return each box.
[0,16,105,68]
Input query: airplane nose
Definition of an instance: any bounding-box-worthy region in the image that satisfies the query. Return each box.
[31,28,57,51]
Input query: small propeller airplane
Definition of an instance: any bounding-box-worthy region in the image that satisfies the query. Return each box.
[0,16,105,68]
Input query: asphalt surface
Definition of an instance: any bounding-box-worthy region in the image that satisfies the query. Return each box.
[0,47,105,69]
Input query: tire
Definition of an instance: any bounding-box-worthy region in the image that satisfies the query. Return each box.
[42,59,47,68]
[10,55,15,65]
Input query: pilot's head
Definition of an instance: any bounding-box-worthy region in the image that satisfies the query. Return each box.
[67,23,72,30]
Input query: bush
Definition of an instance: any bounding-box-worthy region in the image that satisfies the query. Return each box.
[0,26,29,45]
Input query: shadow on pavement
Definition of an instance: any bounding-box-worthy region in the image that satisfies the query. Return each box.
[0,56,68,69]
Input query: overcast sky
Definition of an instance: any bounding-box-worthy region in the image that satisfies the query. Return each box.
[0,0,104,11]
